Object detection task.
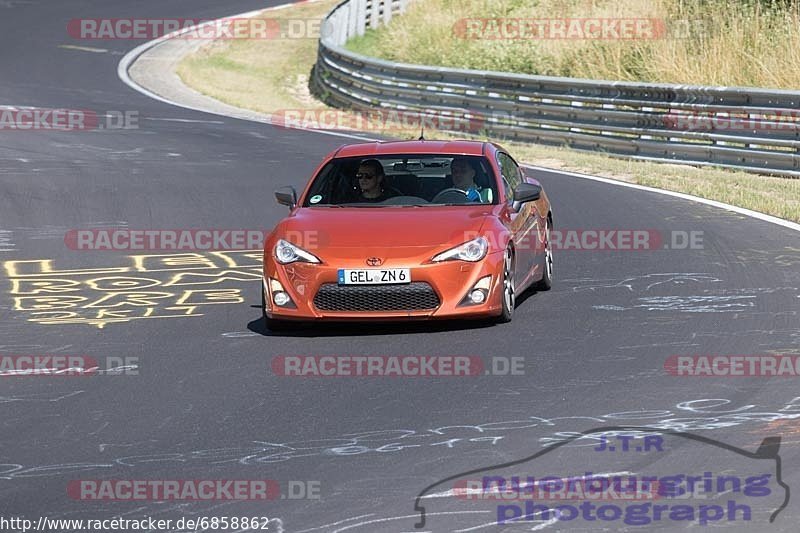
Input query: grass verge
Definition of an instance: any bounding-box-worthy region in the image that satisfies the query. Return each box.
[346,0,800,89]
[176,0,337,113]
[176,0,800,223]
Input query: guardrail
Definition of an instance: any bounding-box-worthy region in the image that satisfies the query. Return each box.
[311,0,800,177]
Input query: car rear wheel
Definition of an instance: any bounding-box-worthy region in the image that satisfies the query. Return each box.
[496,247,515,323]
[533,218,553,291]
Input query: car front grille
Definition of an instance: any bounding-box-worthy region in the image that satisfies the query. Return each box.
[313,282,440,312]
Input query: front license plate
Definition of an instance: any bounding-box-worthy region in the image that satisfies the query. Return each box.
[338,268,411,285]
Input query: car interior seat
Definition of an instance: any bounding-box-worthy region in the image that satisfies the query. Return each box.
[386,173,422,197]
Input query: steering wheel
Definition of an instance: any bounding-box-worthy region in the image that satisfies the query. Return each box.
[431,187,469,204]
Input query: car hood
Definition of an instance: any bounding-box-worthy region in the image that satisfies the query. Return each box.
[277,206,493,248]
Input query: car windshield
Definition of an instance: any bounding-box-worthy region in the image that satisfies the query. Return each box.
[301,154,498,206]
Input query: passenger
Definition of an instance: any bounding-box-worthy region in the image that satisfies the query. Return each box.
[356,159,399,202]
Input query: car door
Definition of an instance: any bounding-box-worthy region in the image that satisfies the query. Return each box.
[496,152,536,285]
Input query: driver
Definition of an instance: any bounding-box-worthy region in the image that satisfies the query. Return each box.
[356,159,399,202]
[450,157,492,203]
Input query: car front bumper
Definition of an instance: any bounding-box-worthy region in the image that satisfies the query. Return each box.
[263,251,505,321]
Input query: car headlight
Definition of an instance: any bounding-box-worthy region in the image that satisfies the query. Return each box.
[432,236,488,263]
[274,239,321,264]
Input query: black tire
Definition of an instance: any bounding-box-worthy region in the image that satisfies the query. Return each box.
[533,219,553,291]
[495,246,515,323]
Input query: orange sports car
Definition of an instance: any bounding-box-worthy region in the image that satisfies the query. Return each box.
[261,140,553,329]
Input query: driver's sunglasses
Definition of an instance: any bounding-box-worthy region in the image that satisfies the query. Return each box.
[356,173,376,179]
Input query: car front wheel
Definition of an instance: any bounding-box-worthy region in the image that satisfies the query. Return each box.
[534,218,553,291]
[495,246,515,323]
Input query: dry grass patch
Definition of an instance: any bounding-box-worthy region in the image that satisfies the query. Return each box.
[347,0,800,88]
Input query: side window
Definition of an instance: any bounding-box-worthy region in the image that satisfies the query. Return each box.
[501,176,512,203]
[496,152,521,203]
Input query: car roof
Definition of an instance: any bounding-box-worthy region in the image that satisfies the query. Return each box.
[333,140,489,158]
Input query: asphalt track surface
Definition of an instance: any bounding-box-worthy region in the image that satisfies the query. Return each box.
[1,1,799,532]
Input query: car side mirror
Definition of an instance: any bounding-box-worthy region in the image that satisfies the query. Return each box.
[275,186,297,209]
[511,183,541,211]
[514,183,541,203]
